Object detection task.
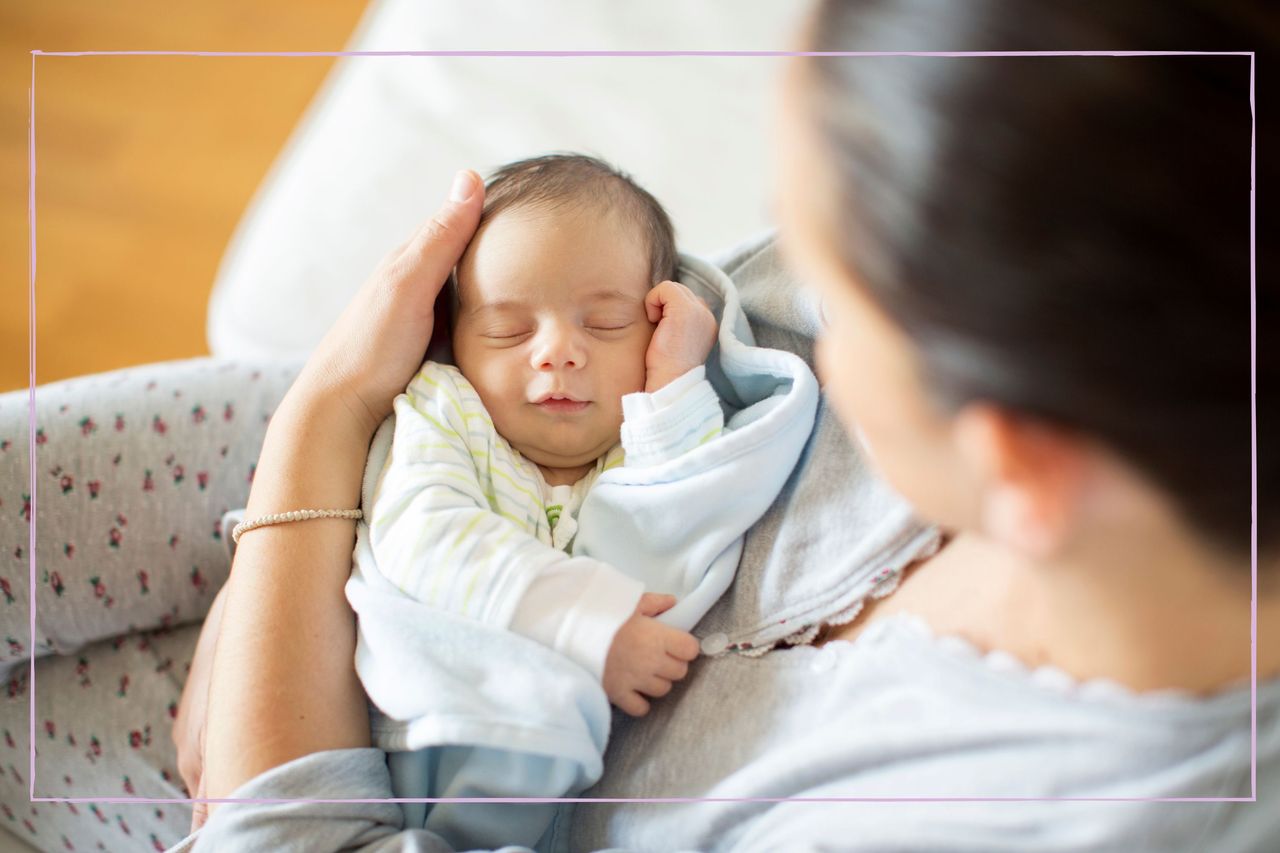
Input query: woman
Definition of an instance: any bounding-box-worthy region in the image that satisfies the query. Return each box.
[172,1,1278,849]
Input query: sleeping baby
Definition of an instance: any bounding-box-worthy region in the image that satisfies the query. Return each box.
[347,153,808,850]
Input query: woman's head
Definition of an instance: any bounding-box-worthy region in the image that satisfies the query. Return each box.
[778,0,1270,560]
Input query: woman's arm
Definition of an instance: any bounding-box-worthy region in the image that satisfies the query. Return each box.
[200,387,376,804]
[194,170,484,818]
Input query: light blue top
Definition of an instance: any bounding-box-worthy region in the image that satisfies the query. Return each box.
[177,610,1277,852]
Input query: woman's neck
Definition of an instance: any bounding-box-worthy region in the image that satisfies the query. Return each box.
[841,528,1278,694]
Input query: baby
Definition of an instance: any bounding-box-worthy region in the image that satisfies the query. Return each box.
[358,154,731,846]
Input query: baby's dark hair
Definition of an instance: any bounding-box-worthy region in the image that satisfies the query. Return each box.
[485,153,677,282]
[446,153,678,321]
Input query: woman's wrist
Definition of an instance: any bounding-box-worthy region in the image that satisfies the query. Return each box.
[243,376,376,522]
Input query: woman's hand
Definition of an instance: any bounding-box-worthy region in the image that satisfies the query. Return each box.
[197,171,484,822]
[293,170,485,440]
[172,583,229,831]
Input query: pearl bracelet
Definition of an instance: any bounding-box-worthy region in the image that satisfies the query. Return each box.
[230,508,363,544]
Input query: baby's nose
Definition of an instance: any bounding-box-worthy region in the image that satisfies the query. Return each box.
[532,327,585,370]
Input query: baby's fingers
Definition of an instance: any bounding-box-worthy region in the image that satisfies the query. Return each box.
[665,630,701,662]
[637,592,676,617]
[616,691,652,718]
[657,655,690,683]
[644,280,694,322]
[637,676,674,699]
[644,282,670,324]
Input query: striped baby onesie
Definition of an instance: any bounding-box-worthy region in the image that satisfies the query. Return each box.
[366,360,724,679]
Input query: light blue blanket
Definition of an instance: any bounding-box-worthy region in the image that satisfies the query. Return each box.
[344,251,818,850]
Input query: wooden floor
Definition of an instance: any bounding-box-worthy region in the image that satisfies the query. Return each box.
[1,1,371,392]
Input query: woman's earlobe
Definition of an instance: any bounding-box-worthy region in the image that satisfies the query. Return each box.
[955,403,1082,559]
[981,485,1061,559]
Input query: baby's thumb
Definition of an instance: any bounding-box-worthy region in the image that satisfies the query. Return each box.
[644,286,666,324]
[637,592,677,617]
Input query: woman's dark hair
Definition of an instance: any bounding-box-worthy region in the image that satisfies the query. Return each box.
[799,0,1273,558]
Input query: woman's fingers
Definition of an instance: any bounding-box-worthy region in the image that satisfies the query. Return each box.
[172,583,228,827]
[392,170,483,280]
[190,770,209,832]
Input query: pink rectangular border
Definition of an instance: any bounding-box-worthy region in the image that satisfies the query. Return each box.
[25,49,1258,812]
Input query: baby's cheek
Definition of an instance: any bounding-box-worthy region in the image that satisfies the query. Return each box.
[470,367,520,421]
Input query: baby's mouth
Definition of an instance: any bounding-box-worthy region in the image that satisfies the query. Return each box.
[535,398,590,414]
[535,399,588,412]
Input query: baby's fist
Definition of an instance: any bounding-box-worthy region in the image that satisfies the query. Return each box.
[603,593,701,716]
[643,281,718,393]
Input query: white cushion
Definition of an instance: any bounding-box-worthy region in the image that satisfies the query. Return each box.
[207,0,805,360]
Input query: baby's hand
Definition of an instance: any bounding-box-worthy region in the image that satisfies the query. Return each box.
[643,281,718,393]
[603,593,701,716]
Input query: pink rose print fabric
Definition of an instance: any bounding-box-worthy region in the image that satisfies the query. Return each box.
[0,358,299,671]
[0,357,302,849]
[0,623,201,850]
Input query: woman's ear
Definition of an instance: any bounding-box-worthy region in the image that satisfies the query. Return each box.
[952,403,1088,559]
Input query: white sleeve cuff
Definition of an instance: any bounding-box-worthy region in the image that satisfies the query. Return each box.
[623,365,706,418]
[620,366,724,468]
[507,558,644,680]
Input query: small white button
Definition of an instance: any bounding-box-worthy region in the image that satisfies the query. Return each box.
[809,646,837,673]
[699,632,729,656]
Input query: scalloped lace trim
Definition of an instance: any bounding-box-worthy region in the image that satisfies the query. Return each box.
[842,613,1246,708]
[729,564,907,659]
[722,532,937,659]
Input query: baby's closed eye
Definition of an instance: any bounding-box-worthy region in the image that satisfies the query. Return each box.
[481,327,533,340]
[585,313,641,332]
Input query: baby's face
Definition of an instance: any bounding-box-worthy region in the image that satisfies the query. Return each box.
[452,203,656,473]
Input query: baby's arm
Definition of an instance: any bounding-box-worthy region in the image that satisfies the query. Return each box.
[620,364,724,468]
[510,573,699,715]
[621,280,724,467]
